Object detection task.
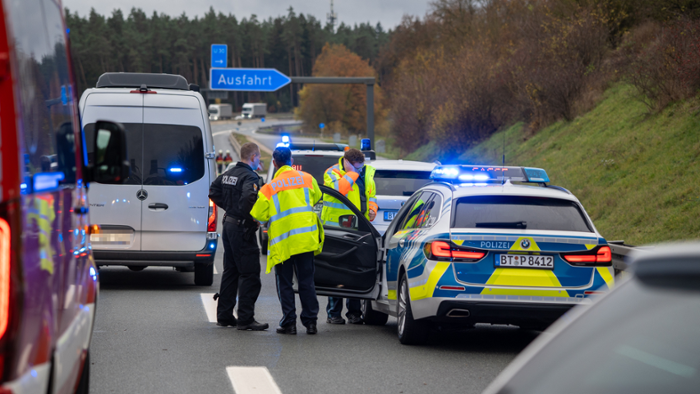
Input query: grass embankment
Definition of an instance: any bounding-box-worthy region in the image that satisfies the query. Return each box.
[457,84,700,245]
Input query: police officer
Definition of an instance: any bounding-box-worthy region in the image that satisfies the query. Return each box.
[321,148,377,324]
[250,146,324,335]
[209,142,268,331]
[223,150,233,170]
[215,149,224,175]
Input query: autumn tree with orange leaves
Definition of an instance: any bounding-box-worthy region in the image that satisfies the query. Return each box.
[296,43,388,135]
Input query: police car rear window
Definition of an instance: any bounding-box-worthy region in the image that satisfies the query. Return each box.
[374,170,432,196]
[452,196,593,232]
[291,154,340,184]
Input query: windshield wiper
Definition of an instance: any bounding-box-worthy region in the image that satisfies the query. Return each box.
[475,221,527,229]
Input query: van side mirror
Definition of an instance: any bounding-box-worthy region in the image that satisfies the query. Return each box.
[87,121,130,184]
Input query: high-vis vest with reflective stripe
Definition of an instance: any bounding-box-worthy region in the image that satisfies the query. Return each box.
[321,157,377,226]
[250,166,325,273]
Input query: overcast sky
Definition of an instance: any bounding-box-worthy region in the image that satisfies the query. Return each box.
[61,0,433,30]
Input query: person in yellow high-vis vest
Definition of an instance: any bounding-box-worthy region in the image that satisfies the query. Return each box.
[250,146,324,335]
[320,148,377,325]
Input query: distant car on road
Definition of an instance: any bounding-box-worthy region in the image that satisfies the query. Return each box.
[369,160,437,235]
[0,1,128,392]
[482,243,700,394]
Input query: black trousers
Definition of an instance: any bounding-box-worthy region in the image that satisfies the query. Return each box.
[274,251,319,328]
[217,221,261,324]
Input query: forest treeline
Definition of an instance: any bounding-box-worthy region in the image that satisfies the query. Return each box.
[379,0,700,158]
[65,6,389,111]
[67,1,700,158]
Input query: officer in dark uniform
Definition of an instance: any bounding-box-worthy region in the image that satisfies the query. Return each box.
[209,142,269,331]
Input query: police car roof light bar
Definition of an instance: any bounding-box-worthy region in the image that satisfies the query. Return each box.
[430,165,550,184]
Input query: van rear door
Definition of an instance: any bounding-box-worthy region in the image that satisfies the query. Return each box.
[84,93,144,251]
[140,94,209,252]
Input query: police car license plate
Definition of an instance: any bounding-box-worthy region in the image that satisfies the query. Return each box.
[496,254,554,269]
[384,211,397,221]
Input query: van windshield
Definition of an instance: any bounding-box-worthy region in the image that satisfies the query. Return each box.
[85,123,205,186]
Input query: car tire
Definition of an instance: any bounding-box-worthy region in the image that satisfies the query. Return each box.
[194,263,214,286]
[397,274,429,345]
[361,299,388,326]
[75,351,90,394]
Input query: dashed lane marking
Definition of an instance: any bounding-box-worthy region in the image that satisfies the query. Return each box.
[201,293,237,323]
[226,366,282,394]
[214,265,218,275]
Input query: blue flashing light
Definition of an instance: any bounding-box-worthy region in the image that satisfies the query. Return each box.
[169,167,183,173]
[31,370,38,378]
[360,138,371,151]
[319,123,325,129]
[281,135,290,144]
[430,166,460,180]
[524,167,550,183]
[261,117,266,122]
[276,142,289,148]
[209,243,216,249]
[33,172,65,192]
[89,266,97,280]
[431,165,549,184]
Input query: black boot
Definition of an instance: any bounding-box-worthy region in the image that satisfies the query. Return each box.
[276,324,297,335]
[306,323,318,335]
[237,321,269,331]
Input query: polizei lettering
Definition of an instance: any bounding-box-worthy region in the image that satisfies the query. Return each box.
[270,176,303,191]
[222,175,238,185]
[480,241,511,249]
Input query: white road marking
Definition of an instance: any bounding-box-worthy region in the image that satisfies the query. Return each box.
[214,265,218,275]
[226,367,282,394]
[213,129,234,137]
[201,293,238,323]
[200,293,218,322]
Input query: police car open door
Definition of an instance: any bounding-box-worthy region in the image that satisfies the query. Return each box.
[312,186,381,299]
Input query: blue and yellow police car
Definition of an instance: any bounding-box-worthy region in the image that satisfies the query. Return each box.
[308,165,615,345]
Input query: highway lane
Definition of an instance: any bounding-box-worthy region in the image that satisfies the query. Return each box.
[90,220,540,394]
[211,118,319,155]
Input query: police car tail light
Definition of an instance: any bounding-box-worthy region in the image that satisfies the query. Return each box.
[425,241,486,262]
[430,241,452,259]
[207,199,217,232]
[562,246,612,266]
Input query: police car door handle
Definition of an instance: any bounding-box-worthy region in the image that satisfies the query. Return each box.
[399,239,405,247]
[148,203,169,210]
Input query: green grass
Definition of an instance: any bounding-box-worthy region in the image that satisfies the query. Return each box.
[457,84,700,245]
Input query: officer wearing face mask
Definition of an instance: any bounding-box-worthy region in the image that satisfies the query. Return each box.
[320,148,377,325]
[209,142,269,331]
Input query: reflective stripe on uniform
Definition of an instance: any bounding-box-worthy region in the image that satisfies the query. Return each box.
[270,205,313,222]
[269,224,318,247]
[323,201,346,210]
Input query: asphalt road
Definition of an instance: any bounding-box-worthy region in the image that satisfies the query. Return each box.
[90,221,540,394]
[211,118,319,158]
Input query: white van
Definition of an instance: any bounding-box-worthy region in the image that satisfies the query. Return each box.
[80,73,218,285]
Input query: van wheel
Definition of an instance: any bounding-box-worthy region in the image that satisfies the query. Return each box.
[194,263,214,286]
[397,275,429,345]
[75,351,90,394]
[361,300,388,326]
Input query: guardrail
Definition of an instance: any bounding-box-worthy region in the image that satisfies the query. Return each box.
[608,240,636,274]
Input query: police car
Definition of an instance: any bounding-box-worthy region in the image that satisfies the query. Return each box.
[370,160,437,235]
[309,165,614,345]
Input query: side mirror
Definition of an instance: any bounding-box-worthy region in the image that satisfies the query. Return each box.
[338,214,358,229]
[88,121,130,184]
